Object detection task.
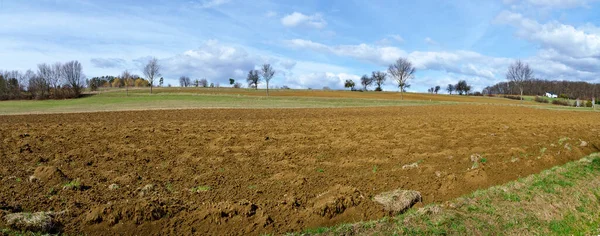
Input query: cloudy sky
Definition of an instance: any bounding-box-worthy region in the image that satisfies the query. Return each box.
[1,0,600,91]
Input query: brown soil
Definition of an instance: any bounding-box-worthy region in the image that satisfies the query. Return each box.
[0,105,598,235]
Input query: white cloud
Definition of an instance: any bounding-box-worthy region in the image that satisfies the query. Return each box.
[376,35,404,45]
[390,35,405,43]
[495,11,600,58]
[281,12,327,29]
[282,72,359,89]
[285,39,404,65]
[159,40,256,83]
[285,39,506,79]
[424,37,439,45]
[90,58,126,68]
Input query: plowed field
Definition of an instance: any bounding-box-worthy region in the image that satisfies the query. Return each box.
[0,105,598,235]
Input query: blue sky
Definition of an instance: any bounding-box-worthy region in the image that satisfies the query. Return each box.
[1,0,600,92]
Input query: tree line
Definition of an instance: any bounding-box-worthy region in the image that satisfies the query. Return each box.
[483,79,600,100]
[341,58,416,99]
[0,60,85,100]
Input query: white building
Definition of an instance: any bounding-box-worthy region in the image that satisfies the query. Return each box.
[545,92,558,98]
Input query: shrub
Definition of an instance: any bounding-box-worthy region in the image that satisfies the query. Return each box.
[585,100,593,107]
[503,95,522,100]
[552,99,570,106]
[534,96,549,103]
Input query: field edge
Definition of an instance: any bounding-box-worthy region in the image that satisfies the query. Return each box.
[293,153,600,235]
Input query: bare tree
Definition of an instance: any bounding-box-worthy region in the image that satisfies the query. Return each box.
[261,64,275,96]
[371,71,387,91]
[62,60,85,96]
[179,76,191,87]
[36,63,53,93]
[28,75,49,99]
[447,84,455,95]
[143,57,161,94]
[122,70,132,96]
[506,60,533,103]
[388,58,415,100]
[50,62,63,90]
[360,74,373,91]
[199,78,208,87]
[247,70,260,89]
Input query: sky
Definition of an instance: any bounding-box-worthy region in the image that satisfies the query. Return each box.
[1,0,600,92]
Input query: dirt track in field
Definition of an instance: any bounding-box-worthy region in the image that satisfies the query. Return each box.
[0,105,598,235]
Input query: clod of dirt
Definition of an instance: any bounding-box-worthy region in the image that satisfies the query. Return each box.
[108,183,119,190]
[311,185,363,218]
[30,166,68,185]
[373,189,422,214]
[470,154,481,163]
[4,211,58,233]
[402,162,419,170]
[138,184,154,197]
[84,207,104,225]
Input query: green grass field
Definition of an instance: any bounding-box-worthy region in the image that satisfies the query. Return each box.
[295,153,600,235]
[1,88,599,115]
[0,90,448,115]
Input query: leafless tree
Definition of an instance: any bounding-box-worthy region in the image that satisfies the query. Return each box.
[143,57,161,94]
[122,70,132,96]
[199,78,208,87]
[388,58,415,100]
[50,62,64,89]
[62,60,85,96]
[360,74,372,91]
[506,60,533,103]
[247,70,260,89]
[28,75,49,99]
[371,71,387,91]
[179,76,191,87]
[261,64,275,96]
[21,69,35,90]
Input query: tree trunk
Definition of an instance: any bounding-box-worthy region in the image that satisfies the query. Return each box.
[520,88,523,103]
[150,84,153,94]
[400,87,404,100]
[266,81,269,96]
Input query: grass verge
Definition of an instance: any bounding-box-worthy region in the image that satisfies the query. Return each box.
[293,153,600,235]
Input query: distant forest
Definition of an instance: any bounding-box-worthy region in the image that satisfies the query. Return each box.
[483,79,600,100]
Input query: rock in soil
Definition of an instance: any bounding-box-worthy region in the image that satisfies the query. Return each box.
[373,189,422,214]
[4,211,58,233]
